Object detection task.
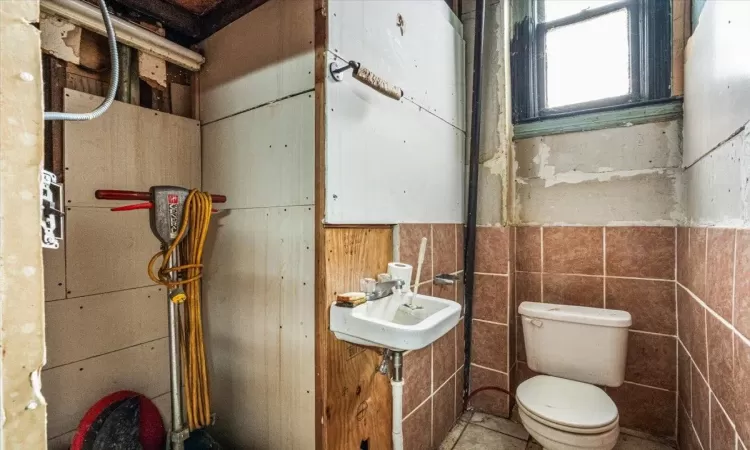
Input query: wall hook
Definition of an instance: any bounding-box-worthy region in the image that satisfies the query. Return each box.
[329,60,359,81]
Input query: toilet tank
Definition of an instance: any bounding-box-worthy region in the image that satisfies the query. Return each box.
[519,302,631,387]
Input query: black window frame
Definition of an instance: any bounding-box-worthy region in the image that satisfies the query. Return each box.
[511,0,672,124]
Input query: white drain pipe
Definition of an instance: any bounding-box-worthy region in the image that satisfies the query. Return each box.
[392,351,404,450]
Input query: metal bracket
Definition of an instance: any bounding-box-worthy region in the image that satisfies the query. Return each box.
[329,59,358,81]
[41,170,64,249]
[170,427,190,444]
[434,273,459,285]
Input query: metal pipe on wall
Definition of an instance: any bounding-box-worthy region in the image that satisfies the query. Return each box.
[463,0,486,403]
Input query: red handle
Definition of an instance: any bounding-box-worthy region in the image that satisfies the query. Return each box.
[95,189,227,203]
[111,202,153,212]
[96,190,150,201]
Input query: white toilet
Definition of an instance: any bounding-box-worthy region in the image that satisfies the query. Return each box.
[516,302,632,450]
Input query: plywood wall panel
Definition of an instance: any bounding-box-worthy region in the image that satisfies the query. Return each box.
[199,0,314,124]
[43,245,66,301]
[45,285,167,368]
[65,208,158,297]
[63,89,201,207]
[44,338,169,438]
[325,52,464,224]
[152,391,171,428]
[328,0,465,130]
[47,430,75,450]
[203,205,315,449]
[202,93,315,210]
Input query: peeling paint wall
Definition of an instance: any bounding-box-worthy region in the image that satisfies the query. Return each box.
[683,1,750,227]
[514,121,685,225]
[40,12,82,65]
[0,1,48,448]
[463,0,512,226]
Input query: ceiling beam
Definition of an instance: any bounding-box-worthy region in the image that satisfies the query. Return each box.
[111,0,200,38]
[198,0,269,41]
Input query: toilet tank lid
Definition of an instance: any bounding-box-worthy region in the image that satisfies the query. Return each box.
[518,302,632,327]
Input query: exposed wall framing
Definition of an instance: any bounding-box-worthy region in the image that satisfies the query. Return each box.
[42,25,197,180]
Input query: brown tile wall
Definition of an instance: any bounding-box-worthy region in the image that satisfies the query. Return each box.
[513,226,678,439]
[397,224,465,449]
[677,227,749,450]
[468,225,514,418]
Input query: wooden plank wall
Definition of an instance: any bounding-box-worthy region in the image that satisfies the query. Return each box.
[43,90,200,449]
[199,0,316,447]
[318,227,395,450]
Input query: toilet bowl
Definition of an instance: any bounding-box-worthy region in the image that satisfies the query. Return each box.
[516,375,620,450]
[516,302,632,450]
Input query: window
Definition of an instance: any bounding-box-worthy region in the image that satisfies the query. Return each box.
[511,0,672,123]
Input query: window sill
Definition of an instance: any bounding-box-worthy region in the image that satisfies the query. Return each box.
[512,99,683,140]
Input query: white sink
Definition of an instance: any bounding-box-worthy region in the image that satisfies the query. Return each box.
[330,291,461,351]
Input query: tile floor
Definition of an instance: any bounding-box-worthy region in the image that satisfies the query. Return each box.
[439,411,677,450]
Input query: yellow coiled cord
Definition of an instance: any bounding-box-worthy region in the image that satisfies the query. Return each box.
[147,190,212,431]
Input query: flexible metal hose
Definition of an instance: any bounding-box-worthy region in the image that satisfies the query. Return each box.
[44,0,119,121]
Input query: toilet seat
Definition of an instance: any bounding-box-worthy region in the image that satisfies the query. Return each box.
[519,407,620,450]
[516,375,618,433]
[518,403,617,435]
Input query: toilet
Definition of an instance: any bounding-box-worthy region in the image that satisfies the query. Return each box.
[516,302,632,450]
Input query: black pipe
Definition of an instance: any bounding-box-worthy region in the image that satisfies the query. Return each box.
[463,0,486,404]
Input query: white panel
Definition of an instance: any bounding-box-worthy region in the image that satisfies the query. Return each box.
[44,338,169,438]
[202,92,315,210]
[329,0,466,130]
[199,0,314,124]
[45,285,168,368]
[203,206,314,449]
[65,208,158,297]
[43,244,66,301]
[64,89,201,207]
[683,0,750,166]
[325,53,464,224]
[685,133,748,227]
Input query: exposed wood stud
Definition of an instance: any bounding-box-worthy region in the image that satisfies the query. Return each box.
[129,46,140,105]
[48,56,67,179]
[116,43,131,102]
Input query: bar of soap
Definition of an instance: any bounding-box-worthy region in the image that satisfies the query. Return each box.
[336,292,366,307]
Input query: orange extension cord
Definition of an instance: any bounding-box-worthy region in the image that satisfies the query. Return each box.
[148,190,213,431]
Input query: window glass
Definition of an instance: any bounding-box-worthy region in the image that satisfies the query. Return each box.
[545,9,630,108]
[543,0,621,22]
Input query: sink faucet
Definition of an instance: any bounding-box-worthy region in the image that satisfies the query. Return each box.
[366,279,405,301]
